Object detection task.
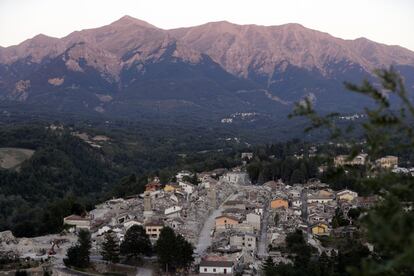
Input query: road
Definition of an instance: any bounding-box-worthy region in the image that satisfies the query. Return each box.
[301,188,308,221]
[195,189,239,255]
[257,199,269,257]
[91,257,153,276]
[136,267,153,276]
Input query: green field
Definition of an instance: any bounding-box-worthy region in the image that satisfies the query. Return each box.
[0,147,35,170]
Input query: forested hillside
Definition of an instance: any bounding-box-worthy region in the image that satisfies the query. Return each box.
[0,121,245,237]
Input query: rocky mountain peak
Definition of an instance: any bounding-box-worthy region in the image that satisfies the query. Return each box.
[109,15,157,29]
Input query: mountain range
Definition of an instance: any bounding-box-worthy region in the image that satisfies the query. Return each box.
[1,15,413,121]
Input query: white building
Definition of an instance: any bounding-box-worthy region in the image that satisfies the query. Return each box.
[241,152,253,160]
[336,189,358,202]
[376,156,398,169]
[176,170,192,182]
[199,260,234,274]
[145,221,164,242]
[63,215,91,231]
[334,153,368,167]
[291,197,302,208]
[222,172,250,185]
[229,233,257,251]
[244,233,257,251]
[307,190,335,204]
[254,206,264,216]
[178,181,195,194]
[164,205,182,218]
[246,213,261,231]
[124,220,143,230]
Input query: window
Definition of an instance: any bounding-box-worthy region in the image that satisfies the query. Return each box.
[213,268,216,272]
[204,268,207,272]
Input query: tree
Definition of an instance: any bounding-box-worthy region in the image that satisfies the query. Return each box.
[71,202,85,216]
[64,229,91,268]
[332,208,350,228]
[274,213,279,226]
[290,169,305,184]
[174,234,194,270]
[182,173,199,185]
[247,162,262,183]
[347,208,361,223]
[101,231,120,263]
[191,172,200,185]
[78,229,92,264]
[155,227,194,272]
[291,67,414,275]
[155,227,177,272]
[64,245,83,268]
[285,229,312,266]
[261,256,276,276]
[120,225,151,259]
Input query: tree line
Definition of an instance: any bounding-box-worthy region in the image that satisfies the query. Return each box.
[64,225,194,273]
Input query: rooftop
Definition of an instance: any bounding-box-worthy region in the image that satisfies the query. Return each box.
[64,215,90,221]
[199,260,234,267]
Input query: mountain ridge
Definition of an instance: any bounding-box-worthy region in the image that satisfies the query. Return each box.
[0,15,413,120]
[2,16,414,66]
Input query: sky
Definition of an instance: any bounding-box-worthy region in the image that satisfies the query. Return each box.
[1,0,413,50]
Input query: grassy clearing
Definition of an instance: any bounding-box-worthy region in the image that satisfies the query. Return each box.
[0,147,35,170]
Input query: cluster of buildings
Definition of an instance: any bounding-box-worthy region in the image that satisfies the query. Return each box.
[333,152,414,176]
[196,175,380,275]
[198,175,266,274]
[62,171,237,255]
[264,180,306,254]
[334,153,399,170]
[7,151,395,275]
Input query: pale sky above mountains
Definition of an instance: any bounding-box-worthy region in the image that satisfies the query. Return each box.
[1,0,413,51]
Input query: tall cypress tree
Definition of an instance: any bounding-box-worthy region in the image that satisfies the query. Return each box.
[155,227,194,272]
[120,225,151,259]
[261,256,276,276]
[64,229,91,268]
[174,234,194,270]
[155,227,177,272]
[101,231,120,263]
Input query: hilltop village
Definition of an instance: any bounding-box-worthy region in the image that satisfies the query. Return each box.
[0,149,405,275]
